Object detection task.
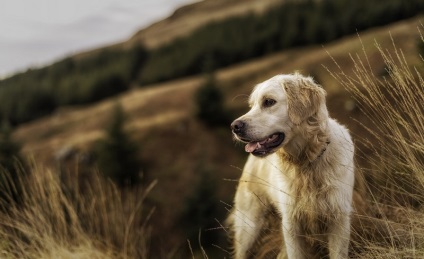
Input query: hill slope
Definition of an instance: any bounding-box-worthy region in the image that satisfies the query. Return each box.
[77,0,281,57]
[129,0,282,48]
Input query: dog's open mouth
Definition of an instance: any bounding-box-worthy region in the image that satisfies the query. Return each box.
[244,133,285,156]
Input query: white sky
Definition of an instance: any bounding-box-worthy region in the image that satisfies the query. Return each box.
[0,0,198,78]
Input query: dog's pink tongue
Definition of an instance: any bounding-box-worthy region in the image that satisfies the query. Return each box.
[245,142,260,153]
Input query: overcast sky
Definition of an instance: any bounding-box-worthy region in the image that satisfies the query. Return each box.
[0,0,198,78]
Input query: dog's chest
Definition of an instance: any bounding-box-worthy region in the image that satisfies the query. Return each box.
[285,167,338,235]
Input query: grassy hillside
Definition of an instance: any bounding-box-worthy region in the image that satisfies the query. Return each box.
[122,0,282,49]
[9,15,424,257]
[1,0,422,126]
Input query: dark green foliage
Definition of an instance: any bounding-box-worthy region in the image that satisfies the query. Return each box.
[129,45,149,80]
[195,73,229,127]
[95,104,141,187]
[85,74,127,103]
[4,88,56,125]
[0,45,148,125]
[140,0,424,84]
[418,39,424,57]
[0,121,22,175]
[181,166,222,248]
[0,121,26,204]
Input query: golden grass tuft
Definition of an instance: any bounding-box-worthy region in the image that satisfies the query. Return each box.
[325,25,424,257]
[0,164,155,259]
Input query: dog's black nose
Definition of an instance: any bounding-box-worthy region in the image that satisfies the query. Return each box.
[231,120,245,134]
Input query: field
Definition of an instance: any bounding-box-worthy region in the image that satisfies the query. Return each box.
[4,6,424,259]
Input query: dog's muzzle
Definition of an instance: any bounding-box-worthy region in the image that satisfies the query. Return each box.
[231,119,285,157]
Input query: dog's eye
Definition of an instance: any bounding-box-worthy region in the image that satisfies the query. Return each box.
[263,98,276,108]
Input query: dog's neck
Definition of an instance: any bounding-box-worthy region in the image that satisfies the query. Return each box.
[315,140,330,160]
[278,117,330,167]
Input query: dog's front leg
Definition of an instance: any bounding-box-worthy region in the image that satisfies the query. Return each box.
[231,185,265,259]
[280,215,307,259]
[328,211,351,258]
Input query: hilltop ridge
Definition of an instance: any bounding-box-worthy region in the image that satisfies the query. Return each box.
[128,0,281,48]
[76,0,281,59]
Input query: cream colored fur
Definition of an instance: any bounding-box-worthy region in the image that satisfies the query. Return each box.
[229,73,354,258]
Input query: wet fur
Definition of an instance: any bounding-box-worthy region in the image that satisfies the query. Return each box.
[228,73,354,258]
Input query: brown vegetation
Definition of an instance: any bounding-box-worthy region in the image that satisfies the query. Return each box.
[0,165,155,258]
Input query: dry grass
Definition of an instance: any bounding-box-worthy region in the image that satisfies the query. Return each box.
[0,164,155,259]
[325,26,424,257]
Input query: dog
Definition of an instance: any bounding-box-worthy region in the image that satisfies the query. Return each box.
[229,73,354,258]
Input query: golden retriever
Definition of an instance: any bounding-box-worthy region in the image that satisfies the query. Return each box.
[229,73,354,258]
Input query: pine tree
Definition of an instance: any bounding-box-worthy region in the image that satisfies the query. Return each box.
[95,104,141,187]
[0,120,25,203]
[181,166,221,247]
[195,72,229,127]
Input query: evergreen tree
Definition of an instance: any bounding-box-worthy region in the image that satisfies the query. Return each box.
[418,39,424,57]
[181,166,221,247]
[195,74,225,126]
[95,104,141,187]
[129,45,149,81]
[195,72,229,127]
[0,120,25,203]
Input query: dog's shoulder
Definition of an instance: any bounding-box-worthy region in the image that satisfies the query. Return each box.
[328,118,354,158]
[328,118,353,142]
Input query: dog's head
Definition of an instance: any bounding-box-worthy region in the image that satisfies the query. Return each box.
[231,73,327,157]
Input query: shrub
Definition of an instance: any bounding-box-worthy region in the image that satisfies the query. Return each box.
[87,74,128,103]
[95,103,142,187]
[0,120,26,204]
[195,73,229,127]
[180,165,222,251]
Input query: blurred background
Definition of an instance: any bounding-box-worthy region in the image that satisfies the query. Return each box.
[0,0,198,78]
[0,0,423,258]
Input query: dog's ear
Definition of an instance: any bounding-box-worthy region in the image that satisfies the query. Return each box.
[283,76,326,125]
